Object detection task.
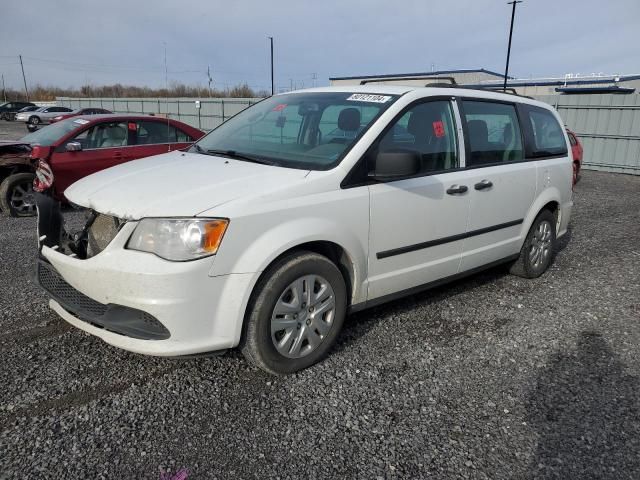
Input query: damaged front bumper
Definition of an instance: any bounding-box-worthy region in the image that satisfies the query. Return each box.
[35,194,255,356]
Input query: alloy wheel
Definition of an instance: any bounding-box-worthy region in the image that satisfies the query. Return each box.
[10,181,37,215]
[529,220,552,269]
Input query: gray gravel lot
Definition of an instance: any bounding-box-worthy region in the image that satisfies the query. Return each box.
[1,118,639,479]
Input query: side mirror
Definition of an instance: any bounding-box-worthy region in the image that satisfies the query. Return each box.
[368,151,421,180]
[65,141,82,152]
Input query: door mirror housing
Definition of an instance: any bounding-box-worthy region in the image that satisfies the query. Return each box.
[368,151,421,180]
[65,141,82,152]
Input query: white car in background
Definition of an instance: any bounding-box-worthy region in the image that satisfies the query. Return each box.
[36,84,573,374]
[15,106,73,125]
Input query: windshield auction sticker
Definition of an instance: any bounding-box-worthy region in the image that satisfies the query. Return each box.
[346,94,392,103]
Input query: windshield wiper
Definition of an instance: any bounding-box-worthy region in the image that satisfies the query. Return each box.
[205,148,278,166]
[193,144,206,154]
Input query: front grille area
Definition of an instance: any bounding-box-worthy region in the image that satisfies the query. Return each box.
[37,259,170,340]
[38,260,107,317]
[87,214,122,258]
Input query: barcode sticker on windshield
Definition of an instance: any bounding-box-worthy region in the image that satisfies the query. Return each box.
[346,94,392,103]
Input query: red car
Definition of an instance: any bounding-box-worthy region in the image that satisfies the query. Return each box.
[49,108,113,124]
[0,115,204,216]
[566,128,583,185]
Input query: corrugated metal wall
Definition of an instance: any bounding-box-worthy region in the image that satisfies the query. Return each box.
[57,94,640,175]
[56,97,261,131]
[535,94,640,175]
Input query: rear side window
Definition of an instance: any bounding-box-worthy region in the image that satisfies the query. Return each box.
[522,105,567,157]
[135,121,193,144]
[461,100,523,166]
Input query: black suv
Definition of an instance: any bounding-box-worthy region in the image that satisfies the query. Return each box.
[0,101,37,121]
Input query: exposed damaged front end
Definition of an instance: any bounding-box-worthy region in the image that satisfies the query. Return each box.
[35,193,171,341]
[36,192,124,259]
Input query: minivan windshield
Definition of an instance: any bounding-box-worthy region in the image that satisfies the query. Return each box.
[20,118,85,146]
[190,92,399,170]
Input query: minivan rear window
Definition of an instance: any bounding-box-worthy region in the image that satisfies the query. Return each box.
[522,105,568,158]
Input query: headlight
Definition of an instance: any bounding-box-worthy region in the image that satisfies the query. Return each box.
[127,218,229,261]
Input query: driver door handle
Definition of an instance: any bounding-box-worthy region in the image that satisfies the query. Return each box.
[474,179,493,190]
[446,184,468,195]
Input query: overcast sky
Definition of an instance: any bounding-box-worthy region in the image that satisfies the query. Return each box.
[2,0,639,93]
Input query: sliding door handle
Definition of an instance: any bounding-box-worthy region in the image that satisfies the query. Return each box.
[474,179,493,190]
[446,185,468,195]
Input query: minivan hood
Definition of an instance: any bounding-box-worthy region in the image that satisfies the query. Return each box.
[65,151,310,219]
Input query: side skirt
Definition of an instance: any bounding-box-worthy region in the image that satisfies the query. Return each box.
[348,254,520,314]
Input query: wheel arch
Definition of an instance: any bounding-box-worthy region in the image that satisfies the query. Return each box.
[233,239,361,350]
[521,189,562,246]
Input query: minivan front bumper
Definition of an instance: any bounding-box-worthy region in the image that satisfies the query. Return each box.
[38,225,255,357]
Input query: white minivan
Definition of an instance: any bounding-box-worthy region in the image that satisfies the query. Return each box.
[36,84,573,374]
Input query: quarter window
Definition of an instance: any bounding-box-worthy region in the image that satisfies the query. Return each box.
[526,106,568,156]
[461,101,523,166]
[376,100,459,173]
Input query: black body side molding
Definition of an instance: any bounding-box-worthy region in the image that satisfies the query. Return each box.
[376,219,523,260]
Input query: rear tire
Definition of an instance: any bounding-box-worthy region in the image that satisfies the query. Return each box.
[0,173,37,217]
[510,209,557,279]
[240,251,347,375]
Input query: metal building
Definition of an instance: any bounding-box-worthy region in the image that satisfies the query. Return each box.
[329,69,639,96]
[329,69,506,87]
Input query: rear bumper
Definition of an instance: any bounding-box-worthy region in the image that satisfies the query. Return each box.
[557,199,573,238]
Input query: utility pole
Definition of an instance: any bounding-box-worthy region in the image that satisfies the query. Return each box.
[268,36,274,95]
[19,55,29,101]
[503,1,522,91]
[1,74,6,102]
[312,73,317,88]
[207,65,213,97]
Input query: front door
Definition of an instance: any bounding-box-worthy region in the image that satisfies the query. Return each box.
[367,99,470,300]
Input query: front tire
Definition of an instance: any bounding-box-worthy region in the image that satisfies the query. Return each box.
[28,115,40,125]
[510,209,557,278]
[0,173,37,217]
[240,251,347,375]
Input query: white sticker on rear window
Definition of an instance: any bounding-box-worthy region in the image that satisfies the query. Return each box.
[73,119,90,125]
[346,94,392,103]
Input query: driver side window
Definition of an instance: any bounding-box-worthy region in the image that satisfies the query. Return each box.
[72,122,129,149]
[377,100,459,174]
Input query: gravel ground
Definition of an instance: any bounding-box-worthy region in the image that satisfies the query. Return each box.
[1,116,639,479]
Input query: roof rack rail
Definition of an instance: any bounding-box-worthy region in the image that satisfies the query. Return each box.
[360,76,458,87]
[467,85,533,99]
